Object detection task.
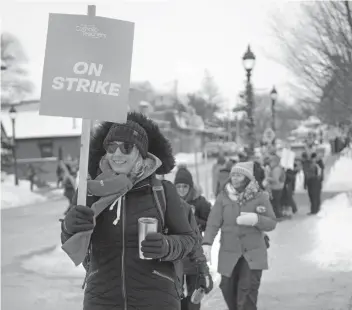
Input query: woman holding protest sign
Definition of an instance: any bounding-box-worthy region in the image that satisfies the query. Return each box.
[61,112,196,310]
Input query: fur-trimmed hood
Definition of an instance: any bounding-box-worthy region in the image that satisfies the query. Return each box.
[88,112,175,179]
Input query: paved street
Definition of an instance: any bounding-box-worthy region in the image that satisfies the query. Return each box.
[202,192,352,310]
[1,198,84,310]
[2,168,352,310]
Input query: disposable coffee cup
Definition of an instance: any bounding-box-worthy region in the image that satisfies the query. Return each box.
[138,217,158,260]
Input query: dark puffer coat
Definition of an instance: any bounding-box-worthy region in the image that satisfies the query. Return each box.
[178,201,209,276]
[61,113,196,310]
[186,189,211,233]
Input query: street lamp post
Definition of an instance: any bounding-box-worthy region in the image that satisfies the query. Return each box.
[9,105,19,186]
[242,45,256,157]
[270,86,278,133]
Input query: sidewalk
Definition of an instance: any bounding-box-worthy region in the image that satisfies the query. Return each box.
[202,191,352,310]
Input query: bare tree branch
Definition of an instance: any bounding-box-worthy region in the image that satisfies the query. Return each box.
[269,1,352,123]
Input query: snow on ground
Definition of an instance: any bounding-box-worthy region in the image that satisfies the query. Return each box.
[1,175,47,210]
[324,154,352,192]
[295,150,352,193]
[303,192,352,271]
[21,245,86,278]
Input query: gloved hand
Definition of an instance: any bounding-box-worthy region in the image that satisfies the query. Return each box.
[141,233,170,259]
[63,205,95,234]
[198,273,214,294]
[202,245,212,262]
[236,212,259,226]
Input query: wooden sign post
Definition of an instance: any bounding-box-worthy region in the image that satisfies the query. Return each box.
[77,5,95,206]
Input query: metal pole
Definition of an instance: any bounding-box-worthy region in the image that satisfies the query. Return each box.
[246,70,255,157]
[12,118,19,186]
[271,98,276,133]
[193,130,200,187]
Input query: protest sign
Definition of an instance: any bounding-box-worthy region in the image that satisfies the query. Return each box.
[40,6,134,207]
[40,12,134,123]
[280,148,295,170]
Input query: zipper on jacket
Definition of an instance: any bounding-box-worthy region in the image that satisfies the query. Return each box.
[121,196,127,310]
[152,270,175,283]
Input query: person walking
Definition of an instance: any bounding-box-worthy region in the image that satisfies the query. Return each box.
[172,192,213,310]
[215,160,234,197]
[281,163,299,215]
[265,154,286,219]
[56,163,64,188]
[174,167,212,233]
[304,153,324,215]
[63,165,77,215]
[61,112,196,310]
[27,164,37,192]
[202,162,277,310]
[212,154,227,197]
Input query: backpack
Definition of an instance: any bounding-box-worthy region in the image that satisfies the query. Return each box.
[150,177,168,233]
[151,177,186,298]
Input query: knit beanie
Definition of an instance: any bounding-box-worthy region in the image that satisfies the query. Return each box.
[103,120,148,158]
[230,161,255,181]
[174,167,194,187]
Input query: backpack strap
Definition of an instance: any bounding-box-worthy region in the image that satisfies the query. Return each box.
[151,177,168,233]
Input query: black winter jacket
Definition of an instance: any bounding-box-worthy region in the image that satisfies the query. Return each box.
[179,201,209,276]
[61,177,196,310]
[61,113,196,310]
[185,189,211,233]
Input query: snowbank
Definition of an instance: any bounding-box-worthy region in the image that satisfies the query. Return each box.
[1,175,46,209]
[324,155,352,192]
[22,244,86,277]
[304,192,352,271]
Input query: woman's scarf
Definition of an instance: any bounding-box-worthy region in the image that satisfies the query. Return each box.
[62,153,162,266]
[225,180,260,207]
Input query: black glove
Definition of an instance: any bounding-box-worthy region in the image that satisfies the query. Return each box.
[141,233,170,259]
[197,273,213,294]
[63,205,95,235]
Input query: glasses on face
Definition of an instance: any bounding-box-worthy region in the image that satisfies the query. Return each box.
[105,142,135,155]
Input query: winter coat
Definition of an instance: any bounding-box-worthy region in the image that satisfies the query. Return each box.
[303,159,324,185]
[202,188,276,277]
[212,160,226,195]
[267,165,285,190]
[253,162,265,190]
[63,176,76,202]
[185,188,211,233]
[178,201,209,277]
[61,113,196,310]
[215,167,231,197]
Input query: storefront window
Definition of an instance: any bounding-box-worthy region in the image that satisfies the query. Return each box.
[38,139,53,158]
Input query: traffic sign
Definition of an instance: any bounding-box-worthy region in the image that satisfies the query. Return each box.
[263,128,276,143]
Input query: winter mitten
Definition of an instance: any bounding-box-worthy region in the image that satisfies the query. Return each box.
[141,233,170,259]
[262,179,269,188]
[197,273,214,294]
[63,205,95,235]
[236,212,259,226]
[202,245,212,262]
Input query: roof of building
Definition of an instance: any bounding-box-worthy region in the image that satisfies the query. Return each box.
[1,110,82,139]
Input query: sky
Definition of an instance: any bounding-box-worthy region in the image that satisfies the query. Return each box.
[2,0,302,110]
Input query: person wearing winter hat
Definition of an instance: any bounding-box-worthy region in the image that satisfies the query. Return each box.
[202,161,277,310]
[174,167,213,310]
[215,160,234,197]
[61,112,196,310]
[174,167,211,233]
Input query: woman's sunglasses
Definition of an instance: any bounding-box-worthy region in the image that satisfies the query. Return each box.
[105,142,135,155]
